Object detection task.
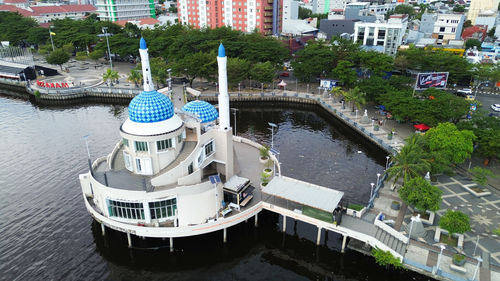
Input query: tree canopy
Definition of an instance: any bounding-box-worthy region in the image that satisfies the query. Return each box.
[0,12,38,45]
[425,122,476,165]
[45,49,70,70]
[399,177,442,212]
[439,210,471,236]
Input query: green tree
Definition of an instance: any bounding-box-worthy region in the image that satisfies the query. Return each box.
[488,27,496,38]
[250,61,276,83]
[0,12,38,45]
[439,210,471,237]
[102,68,119,84]
[357,50,394,77]
[27,27,50,45]
[172,51,217,86]
[399,177,442,212]
[465,39,482,50]
[332,60,357,88]
[75,51,88,61]
[394,4,416,18]
[343,87,366,112]
[386,137,431,185]
[227,57,251,86]
[127,69,142,87]
[298,6,312,19]
[458,111,500,160]
[425,122,476,165]
[470,167,495,186]
[357,76,394,102]
[45,49,70,70]
[371,248,404,269]
[292,40,336,82]
[463,20,472,29]
[453,5,465,12]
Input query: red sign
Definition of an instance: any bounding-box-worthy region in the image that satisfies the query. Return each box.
[37,80,70,88]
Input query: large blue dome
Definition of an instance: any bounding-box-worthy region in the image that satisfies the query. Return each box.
[128,90,174,123]
[182,100,219,123]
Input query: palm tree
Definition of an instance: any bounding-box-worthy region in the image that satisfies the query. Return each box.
[127,69,142,87]
[343,86,366,112]
[386,142,430,186]
[102,68,119,85]
[330,87,346,103]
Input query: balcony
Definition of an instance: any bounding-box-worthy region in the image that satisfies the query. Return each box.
[264,18,272,23]
[264,6,273,10]
[264,24,272,29]
[267,0,273,3]
[264,12,272,17]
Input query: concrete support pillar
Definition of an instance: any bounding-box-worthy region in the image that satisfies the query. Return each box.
[223,228,227,243]
[127,232,132,248]
[254,213,258,227]
[316,227,322,246]
[101,223,105,236]
[169,237,174,252]
[282,215,287,232]
[341,235,347,253]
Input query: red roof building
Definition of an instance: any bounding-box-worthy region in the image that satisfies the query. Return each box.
[115,18,160,29]
[0,4,34,16]
[461,25,488,41]
[30,4,96,23]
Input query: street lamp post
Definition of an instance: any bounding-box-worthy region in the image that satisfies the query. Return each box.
[407,214,421,241]
[307,84,309,93]
[49,26,55,51]
[473,235,480,256]
[167,68,172,90]
[385,156,390,170]
[370,183,375,201]
[268,122,277,148]
[295,78,298,92]
[261,82,264,93]
[101,27,113,70]
[376,173,381,187]
[238,82,241,95]
[432,245,446,275]
[472,256,483,281]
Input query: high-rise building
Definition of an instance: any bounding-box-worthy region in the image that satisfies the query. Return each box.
[177,0,282,35]
[468,0,500,25]
[96,0,156,22]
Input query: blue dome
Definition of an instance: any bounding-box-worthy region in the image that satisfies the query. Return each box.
[128,90,174,123]
[182,100,219,123]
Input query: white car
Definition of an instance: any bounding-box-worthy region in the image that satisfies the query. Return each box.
[491,104,500,112]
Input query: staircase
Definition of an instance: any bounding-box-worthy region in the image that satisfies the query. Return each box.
[158,141,197,174]
[374,227,407,256]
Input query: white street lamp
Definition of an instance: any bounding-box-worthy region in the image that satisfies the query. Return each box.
[101,27,113,70]
[473,235,480,256]
[370,183,375,201]
[433,245,446,275]
[385,156,390,170]
[49,26,55,51]
[407,214,421,241]
[238,82,241,95]
[231,108,238,136]
[376,173,381,187]
[472,256,483,281]
[268,122,277,148]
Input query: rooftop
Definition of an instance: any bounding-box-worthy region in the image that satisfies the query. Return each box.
[30,4,96,15]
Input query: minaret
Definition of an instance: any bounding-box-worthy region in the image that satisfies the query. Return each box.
[217,43,230,131]
[139,37,155,92]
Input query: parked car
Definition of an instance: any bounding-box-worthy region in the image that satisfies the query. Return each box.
[455,88,472,97]
[491,104,500,112]
[280,72,289,77]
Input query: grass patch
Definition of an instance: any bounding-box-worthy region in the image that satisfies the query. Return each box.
[493,226,500,236]
[440,234,458,246]
[303,205,332,223]
[348,203,364,211]
[471,186,485,193]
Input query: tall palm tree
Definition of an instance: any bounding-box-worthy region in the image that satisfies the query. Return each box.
[330,87,346,102]
[386,142,430,186]
[102,68,119,85]
[343,87,366,112]
[127,69,142,87]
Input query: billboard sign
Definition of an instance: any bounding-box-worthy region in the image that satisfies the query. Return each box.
[320,79,337,90]
[416,72,449,89]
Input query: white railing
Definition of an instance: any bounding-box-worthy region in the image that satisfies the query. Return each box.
[374,212,409,244]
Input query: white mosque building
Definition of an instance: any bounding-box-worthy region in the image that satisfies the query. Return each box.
[79,38,278,246]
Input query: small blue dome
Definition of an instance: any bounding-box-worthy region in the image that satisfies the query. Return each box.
[218,43,225,57]
[182,100,219,123]
[128,90,174,123]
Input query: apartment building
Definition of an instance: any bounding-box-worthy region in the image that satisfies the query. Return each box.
[468,0,500,25]
[353,14,408,56]
[177,0,282,35]
[432,13,465,45]
[96,0,156,21]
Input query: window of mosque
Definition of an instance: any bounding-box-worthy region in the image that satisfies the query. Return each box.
[149,198,177,219]
[122,138,129,147]
[188,162,194,174]
[205,140,214,156]
[135,141,148,152]
[157,139,173,151]
[107,200,145,220]
[177,134,183,143]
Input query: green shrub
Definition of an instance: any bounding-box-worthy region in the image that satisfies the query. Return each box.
[34,90,40,97]
[348,203,364,211]
[439,210,471,236]
[371,248,404,269]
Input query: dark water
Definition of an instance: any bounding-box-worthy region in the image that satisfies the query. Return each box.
[0,95,432,281]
